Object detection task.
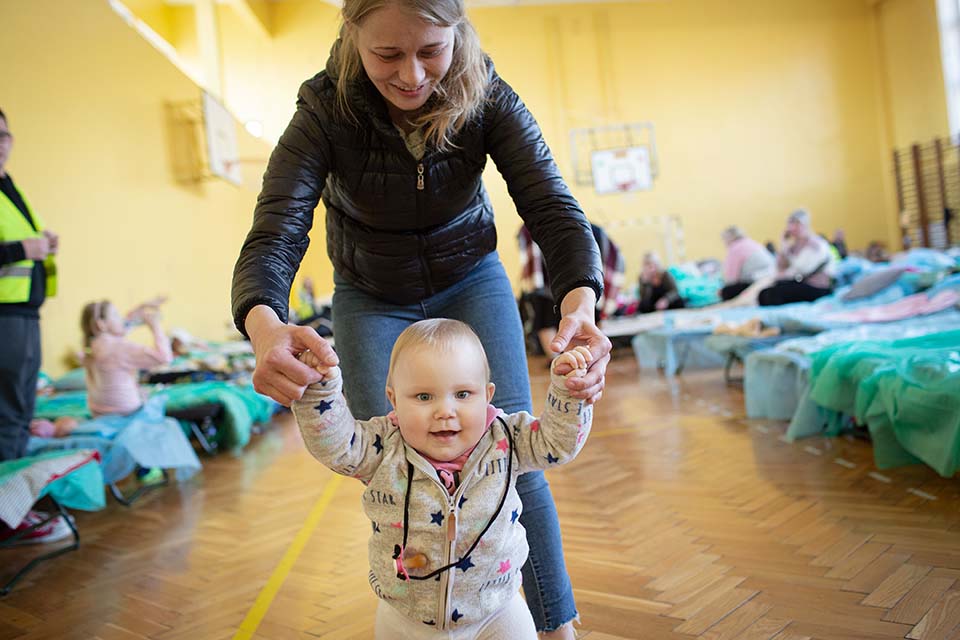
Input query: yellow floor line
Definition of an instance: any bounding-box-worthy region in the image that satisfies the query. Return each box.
[233,474,344,640]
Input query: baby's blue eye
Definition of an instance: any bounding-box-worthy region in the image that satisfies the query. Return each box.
[455,390,470,399]
[416,393,431,401]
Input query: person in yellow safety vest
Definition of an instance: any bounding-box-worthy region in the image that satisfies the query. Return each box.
[0,108,71,545]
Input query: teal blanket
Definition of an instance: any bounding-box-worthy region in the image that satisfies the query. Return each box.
[34,382,278,451]
[797,330,960,477]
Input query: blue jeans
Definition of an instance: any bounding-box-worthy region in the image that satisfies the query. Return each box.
[332,252,578,632]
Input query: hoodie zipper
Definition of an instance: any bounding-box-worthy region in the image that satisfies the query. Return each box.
[416,163,425,191]
[437,500,457,629]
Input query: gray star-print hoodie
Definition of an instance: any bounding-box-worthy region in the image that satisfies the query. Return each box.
[292,370,592,631]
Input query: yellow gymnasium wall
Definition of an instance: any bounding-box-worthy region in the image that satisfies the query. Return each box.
[2,0,271,376]
[470,0,899,280]
[201,0,933,293]
[3,0,949,377]
[875,0,951,149]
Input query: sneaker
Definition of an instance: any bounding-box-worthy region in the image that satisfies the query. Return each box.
[137,467,165,485]
[25,509,75,526]
[0,511,73,546]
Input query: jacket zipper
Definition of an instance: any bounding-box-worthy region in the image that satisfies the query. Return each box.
[415,160,434,296]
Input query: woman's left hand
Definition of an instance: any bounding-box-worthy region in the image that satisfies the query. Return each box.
[550,287,611,405]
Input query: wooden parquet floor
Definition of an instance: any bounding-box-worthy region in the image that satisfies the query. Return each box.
[2,352,958,639]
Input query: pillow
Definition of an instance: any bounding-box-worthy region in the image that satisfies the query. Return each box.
[841,267,905,302]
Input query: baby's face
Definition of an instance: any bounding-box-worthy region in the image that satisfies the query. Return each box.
[387,339,495,462]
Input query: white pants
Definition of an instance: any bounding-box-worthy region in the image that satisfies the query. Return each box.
[374,591,538,640]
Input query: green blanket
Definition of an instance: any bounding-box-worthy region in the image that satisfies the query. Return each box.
[805,330,960,477]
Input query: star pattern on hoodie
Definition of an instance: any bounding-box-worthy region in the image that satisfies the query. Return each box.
[458,495,468,509]
[511,509,520,524]
[314,399,334,414]
[455,555,475,572]
[451,609,464,623]
[373,434,383,454]
[495,438,508,452]
[545,452,559,464]
[498,559,511,574]
[430,510,444,526]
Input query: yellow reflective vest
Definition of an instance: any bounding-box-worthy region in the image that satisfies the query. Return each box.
[0,184,57,302]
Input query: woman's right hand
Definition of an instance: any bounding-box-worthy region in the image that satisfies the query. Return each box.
[246,305,339,406]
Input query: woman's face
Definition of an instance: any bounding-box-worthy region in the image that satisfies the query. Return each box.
[99,303,127,337]
[355,3,455,117]
[642,260,659,281]
[0,117,12,174]
[786,219,808,242]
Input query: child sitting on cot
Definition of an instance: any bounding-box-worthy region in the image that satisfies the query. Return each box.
[79,297,173,418]
[293,318,593,639]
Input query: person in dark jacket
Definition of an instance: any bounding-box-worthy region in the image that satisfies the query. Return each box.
[0,108,74,545]
[637,252,684,313]
[231,0,611,636]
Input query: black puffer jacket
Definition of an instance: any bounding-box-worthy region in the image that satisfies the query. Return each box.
[232,49,602,334]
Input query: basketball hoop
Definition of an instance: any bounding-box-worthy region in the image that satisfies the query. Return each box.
[570,122,658,191]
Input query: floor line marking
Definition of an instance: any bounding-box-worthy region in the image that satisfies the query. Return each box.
[907,488,937,501]
[233,474,344,640]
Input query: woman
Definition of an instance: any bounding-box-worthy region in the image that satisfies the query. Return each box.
[719,225,775,301]
[0,108,72,544]
[231,0,611,636]
[637,252,684,313]
[758,209,835,306]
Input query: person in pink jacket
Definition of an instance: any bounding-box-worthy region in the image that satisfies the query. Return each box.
[720,225,775,301]
[79,298,172,417]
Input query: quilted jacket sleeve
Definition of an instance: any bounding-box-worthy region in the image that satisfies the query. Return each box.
[231,78,334,335]
[483,71,603,307]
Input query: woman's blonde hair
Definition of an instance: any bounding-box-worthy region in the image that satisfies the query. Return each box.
[387,319,490,386]
[334,0,489,151]
[80,300,111,347]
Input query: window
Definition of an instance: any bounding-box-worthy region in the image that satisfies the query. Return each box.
[939,0,960,136]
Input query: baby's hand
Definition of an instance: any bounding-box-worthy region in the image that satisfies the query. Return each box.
[299,350,341,382]
[551,346,593,378]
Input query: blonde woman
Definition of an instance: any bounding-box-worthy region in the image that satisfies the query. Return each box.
[232,0,611,636]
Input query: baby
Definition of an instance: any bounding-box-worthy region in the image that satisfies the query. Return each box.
[293,318,593,638]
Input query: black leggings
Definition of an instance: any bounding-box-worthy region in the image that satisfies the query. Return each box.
[758,280,832,306]
[720,282,752,301]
